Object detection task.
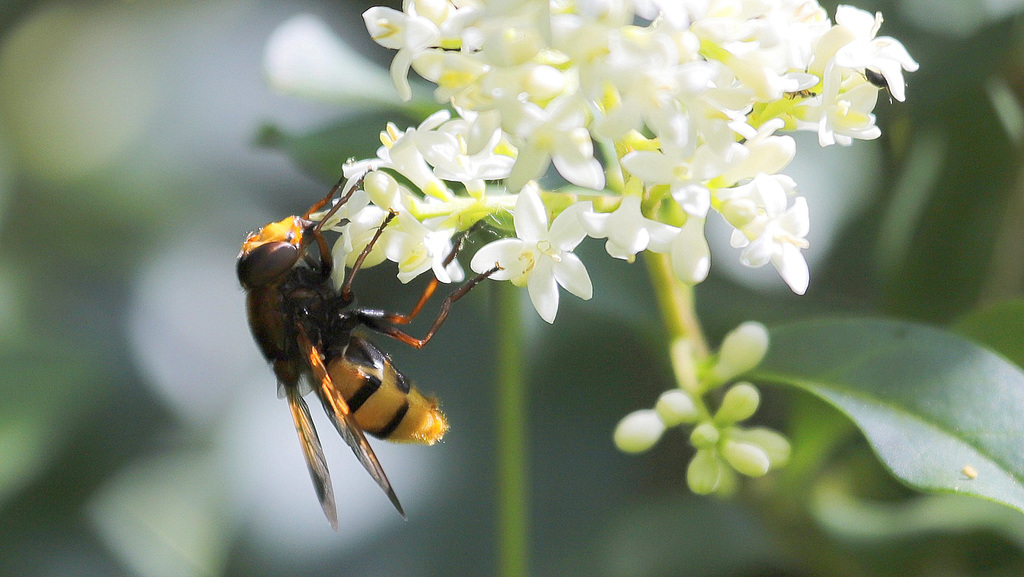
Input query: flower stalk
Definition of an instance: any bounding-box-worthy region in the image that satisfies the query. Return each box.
[644,251,709,361]
[495,282,529,577]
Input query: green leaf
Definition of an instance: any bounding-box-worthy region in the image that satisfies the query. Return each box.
[954,299,1024,369]
[811,485,1024,547]
[750,318,1024,513]
[254,110,419,180]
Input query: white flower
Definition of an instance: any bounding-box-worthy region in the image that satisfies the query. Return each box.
[453,107,506,157]
[719,120,797,186]
[374,112,453,199]
[317,188,390,287]
[411,50,490,106]
[361,169,415,213]
[330,203,393,287]
[383,214,465,284]
[808,60,882,146]
[632,0,695,28]
[474,7,548,67]
[717,172,798,230]
[831,5,919,102]
[363,5,442,101]
[590,29,709,147]
[503,95,606,191]
[323,0,919,301]
[623,120,795,222]
[416,117,515,197]
[621,147,709,218]
[730,185,811,294]
[579,196,679,262]
[470,183,593,323]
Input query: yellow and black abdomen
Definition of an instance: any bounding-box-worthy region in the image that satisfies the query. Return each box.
[327,336,448,444]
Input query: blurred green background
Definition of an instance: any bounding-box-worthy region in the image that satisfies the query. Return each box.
[2,1,1024,576]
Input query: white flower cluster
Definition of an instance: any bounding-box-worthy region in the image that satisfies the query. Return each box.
[311,0,917,323]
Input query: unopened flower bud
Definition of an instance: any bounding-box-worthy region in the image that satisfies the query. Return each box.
[614,409,665,453]
[687,449,722,494]
[364,170,399,209]
[721,440,770,477]
[690,422,719,449]
[655,390,698,426]
[713,322,769,381]
[733,427,792,469]
[714,382,760,425]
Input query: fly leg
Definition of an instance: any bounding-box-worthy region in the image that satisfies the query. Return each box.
[337,209,398,303]
[344,262,501,349]
[303,171,369,285]
[374,221,488,326]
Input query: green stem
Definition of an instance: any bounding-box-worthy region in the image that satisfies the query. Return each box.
[644,251,709,358]
[496,282,528,577]
[644,250,718,422]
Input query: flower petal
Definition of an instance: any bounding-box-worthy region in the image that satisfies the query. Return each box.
[773,243,809,295]
[670,218,710,284]
[471,238,528,280]
[507,150,551,192]
[578,210,611,239]
[551,151,606,191]
[389,49,414,102]
[363,7,407,50]
[527,258,560,323]
[740,236,773,268]
[621,150,676,184]
[609,226,650,260]
[672,183,711,218]
[553,252,593,301]
[548,201,591,251]
[513,183,549,242]
[779,197,810,238]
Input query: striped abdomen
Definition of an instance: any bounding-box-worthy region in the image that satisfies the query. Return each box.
[327,336,448,444]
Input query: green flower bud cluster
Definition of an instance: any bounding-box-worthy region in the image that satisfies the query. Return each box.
[614,322,791,495]
[688,382,791,494]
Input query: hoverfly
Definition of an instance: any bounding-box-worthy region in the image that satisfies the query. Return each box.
[784,88,817,100]
[237,174,497,528]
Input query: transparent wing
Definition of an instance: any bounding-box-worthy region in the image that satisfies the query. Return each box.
[295,326,406,518]
[285,384,339,530]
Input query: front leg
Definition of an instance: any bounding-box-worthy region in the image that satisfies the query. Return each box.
[302,171,370,284]
[339,209,397,302]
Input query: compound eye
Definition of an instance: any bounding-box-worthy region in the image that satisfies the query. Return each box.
[237,241,302,288]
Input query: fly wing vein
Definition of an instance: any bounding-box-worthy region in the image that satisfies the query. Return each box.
[295,326,406,519]
[286,385,339,530]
